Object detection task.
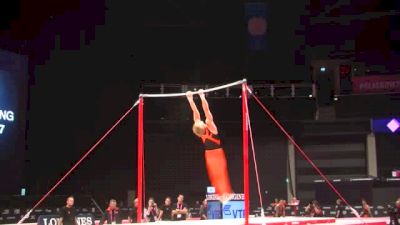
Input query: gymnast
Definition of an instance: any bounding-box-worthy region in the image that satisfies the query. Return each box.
[186,89,233,201]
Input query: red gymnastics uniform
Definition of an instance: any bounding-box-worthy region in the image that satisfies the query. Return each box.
[200,127,233,196]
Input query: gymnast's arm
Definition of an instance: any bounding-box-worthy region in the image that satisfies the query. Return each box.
[186,91,201,122]
[198,89,218,134]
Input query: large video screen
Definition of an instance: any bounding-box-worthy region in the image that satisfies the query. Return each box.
[0,50,28,194]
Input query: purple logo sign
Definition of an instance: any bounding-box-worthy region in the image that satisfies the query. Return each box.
[387,118,400,133]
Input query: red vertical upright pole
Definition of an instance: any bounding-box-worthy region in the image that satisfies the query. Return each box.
[242,83,249,225]
[137,96,144,223]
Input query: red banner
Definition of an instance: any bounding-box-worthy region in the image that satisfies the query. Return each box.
[352,75,400,93]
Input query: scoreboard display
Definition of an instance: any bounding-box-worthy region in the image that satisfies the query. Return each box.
[0,50,28,194]
[0,71,18,138]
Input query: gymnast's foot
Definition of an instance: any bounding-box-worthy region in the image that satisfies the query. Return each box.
[219,192,234,204]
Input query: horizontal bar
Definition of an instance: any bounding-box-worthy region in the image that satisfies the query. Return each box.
[141,79,246,98]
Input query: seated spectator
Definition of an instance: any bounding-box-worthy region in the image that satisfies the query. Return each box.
[100,199,122,225]
[335,199,345,218]
[388,197,400,225]
[304,201,314,217]
[360,199,372,218]
[313,200,324,217]
[158,197,173,221]
[271,198,279,208]
[275,199,286,217]
[288,197,300,216]
[172,194,188,221]
[304,200,323,217]
[144,198,159,222]
[128,198,138,223]
[189,200,201,218]
[199,199,208,220]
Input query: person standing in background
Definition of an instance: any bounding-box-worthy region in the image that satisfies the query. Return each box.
[59,196,77,225]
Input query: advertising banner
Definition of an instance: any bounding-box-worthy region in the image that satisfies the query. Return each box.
[352,75,400,93]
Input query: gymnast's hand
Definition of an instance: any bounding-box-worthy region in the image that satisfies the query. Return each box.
[198,89,205,99]
[186,91,194,101]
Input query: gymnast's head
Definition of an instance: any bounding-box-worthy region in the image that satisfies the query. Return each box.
[193,120,207,137]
